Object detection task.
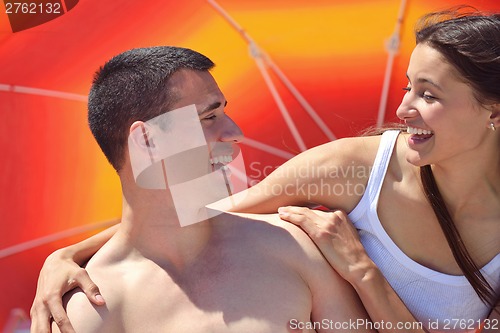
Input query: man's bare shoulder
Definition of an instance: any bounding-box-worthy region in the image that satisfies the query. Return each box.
[55,239,146,333]
[52,288,120,333]
[214,212,330,269]
[216,212,371,329]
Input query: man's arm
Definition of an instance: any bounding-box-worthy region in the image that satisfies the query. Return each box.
[279,220,376,333]
[30,223,119,333]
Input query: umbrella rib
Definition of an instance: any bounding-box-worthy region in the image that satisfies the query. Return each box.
[265,56,336,141]
[243,137,295,160]
[207,0,336,146]
[252,49,307,152]
[207,0,306,151]
[0,83,87,102]
[0,218,119,259]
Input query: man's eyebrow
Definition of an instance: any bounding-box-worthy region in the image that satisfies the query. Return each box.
[199,100,228,115]
[406,73,443,91]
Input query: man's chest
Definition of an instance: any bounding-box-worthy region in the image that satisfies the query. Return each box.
[106,254,313,333]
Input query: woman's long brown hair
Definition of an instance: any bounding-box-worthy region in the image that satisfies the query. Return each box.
[420,165,498,307]
[414,6,499,308]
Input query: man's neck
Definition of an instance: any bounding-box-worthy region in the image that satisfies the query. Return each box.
[117,188,215,270]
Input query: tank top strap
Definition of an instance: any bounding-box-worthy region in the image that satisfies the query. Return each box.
[349,130,399,221]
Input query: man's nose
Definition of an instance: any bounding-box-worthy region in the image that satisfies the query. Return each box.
[220,115,244,143]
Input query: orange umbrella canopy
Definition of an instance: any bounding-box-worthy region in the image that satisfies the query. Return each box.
[1,0,498,329]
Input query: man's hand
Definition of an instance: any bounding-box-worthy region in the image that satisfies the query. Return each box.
[30,249,105,333]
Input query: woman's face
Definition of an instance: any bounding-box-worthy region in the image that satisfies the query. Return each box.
[396,43,493,167]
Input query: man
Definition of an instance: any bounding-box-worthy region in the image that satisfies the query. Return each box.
[50,46,373,332]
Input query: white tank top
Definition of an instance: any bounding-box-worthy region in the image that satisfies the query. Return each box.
[348,130,500,332]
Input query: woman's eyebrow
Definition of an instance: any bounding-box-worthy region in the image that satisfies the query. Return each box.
[406,73,443,91]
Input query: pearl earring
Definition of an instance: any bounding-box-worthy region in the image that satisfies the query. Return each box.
[490,122,496,131]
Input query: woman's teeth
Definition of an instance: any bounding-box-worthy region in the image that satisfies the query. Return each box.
[407,127,433,135]
[210,155,233,165]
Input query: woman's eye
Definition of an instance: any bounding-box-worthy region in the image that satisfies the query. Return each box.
[203,114,216,120]
[422,93,436,101]
[402,86,436,102]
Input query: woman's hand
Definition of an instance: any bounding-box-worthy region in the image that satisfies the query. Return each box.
[30,248,104,333]
[278,206,376,284]
[278,206,428,333]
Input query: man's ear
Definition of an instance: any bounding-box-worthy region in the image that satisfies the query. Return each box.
[129,121,155,149]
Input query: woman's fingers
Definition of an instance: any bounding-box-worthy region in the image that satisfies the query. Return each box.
[45,298,75,333]
[278,206,344,241]
[30,291,76,333]
[277,206,325,238]
[29,302,52,333]
[277,206,311,224]
[30,251,105,333]
[72,268,105,305]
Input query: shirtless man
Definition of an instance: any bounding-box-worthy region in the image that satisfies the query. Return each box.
[51,46,373,333]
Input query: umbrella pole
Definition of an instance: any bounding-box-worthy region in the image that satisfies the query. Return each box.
[376,0,408,127]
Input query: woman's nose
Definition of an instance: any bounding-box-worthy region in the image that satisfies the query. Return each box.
[396,94,419,121]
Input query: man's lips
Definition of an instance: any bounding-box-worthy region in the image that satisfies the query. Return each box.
[209,155,233,165]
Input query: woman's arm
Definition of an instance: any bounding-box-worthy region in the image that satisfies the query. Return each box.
[30,223,119,333]
[278,207,429,333]
[353,266,429,333]
[216,136,378,214]
[482,301,500,333]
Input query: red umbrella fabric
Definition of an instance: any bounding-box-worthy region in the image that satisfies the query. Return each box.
[1,0,498,330]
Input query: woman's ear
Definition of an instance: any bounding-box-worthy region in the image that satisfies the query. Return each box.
[488,104,500,130]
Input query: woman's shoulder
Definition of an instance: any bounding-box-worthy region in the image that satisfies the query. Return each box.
[297,134,387,170]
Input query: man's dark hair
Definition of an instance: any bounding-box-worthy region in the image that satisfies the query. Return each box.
[88,46,215,171]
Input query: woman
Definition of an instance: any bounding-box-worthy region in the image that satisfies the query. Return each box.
[31,7,499,333]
